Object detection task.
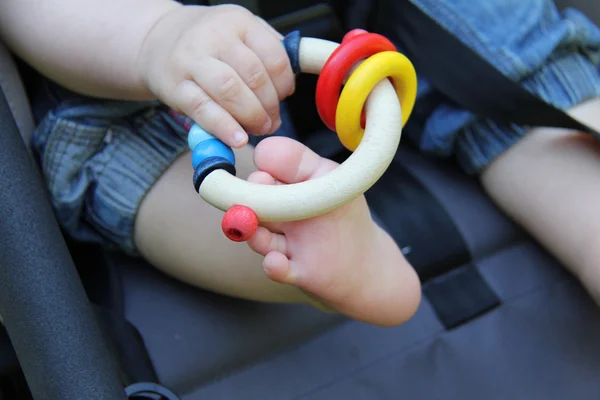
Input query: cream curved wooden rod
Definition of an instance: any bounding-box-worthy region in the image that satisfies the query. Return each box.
[198,37,402,222]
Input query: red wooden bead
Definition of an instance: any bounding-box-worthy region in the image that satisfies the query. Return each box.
[315,32,397,132]
[222,205,259,242]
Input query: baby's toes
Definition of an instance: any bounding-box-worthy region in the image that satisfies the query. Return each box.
[248,226,288,256]
[263,251,296,284]
[247,228,296,284]
[247,170,277,185]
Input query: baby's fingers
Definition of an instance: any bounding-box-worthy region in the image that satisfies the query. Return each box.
[254,15,284,40]
[190,58,271,135]
[220,43,281,132]
[173,79,248,148]
[173,57,273,147]
[245,19,295,100]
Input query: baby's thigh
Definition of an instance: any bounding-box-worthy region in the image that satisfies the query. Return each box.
[33,100,304,303]
[481,98,600,301]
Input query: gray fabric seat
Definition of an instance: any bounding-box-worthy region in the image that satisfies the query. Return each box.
[1,1,600,399]
[118,144,600,399]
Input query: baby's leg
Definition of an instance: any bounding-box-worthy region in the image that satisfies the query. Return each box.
[395,0,600,301]
[29,85,417,321]
[134,139,421,326]
[133,145,310,304]
[481,98,600,303]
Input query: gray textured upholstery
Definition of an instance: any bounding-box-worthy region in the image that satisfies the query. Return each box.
[119,257,346,394]
[394,149,526,261]
[121,145,600,399]
[189,244,600,400]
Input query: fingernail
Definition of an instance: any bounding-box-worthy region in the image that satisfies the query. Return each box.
[273,117,282,132]
[233,131,248,146]
[260,118,272,134]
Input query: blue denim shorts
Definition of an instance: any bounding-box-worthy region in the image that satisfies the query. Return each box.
[407,0,600,174]
[30,0,600,255]
[31,84,191,255]
[30,81,297,256]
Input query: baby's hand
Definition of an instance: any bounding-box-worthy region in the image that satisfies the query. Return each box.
[137,4,295,148]
[247,137,421,326]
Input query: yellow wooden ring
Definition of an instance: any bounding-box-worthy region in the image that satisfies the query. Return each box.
[335,51,417,151]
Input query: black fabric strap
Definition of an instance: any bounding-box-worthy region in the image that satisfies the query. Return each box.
[423,265,501,330]
[360,158,472,281]
[373,0,599,139]
[71,243,165,390]
[93,306,159,388]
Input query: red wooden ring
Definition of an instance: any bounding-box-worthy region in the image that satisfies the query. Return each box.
[316,32,397,132]
[342,28,369,43]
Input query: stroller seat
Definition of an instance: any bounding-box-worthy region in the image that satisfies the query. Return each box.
[1,1,600,399]
[117,143,600,399]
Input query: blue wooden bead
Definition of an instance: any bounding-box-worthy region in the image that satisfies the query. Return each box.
[283,30,301,74]
[193,157,236,192]
[191,138,235,169]
[187,124,215,150]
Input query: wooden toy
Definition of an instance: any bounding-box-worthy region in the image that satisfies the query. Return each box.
[187,29,418,241]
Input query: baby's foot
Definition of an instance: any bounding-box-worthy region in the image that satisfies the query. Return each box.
[247,137,421,326]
